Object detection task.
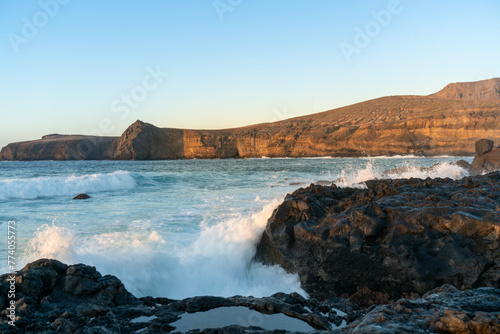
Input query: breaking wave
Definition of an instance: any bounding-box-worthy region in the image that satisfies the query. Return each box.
[22,198,306,299]
[334,162,469,188]
[0,171,136,200]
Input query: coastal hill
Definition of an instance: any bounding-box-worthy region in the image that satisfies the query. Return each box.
[1,78,500,160]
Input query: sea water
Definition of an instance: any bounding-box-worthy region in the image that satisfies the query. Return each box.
[0,157,471,299]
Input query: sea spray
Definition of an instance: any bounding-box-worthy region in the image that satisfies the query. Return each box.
[381,162,469,180]
[21,198,306,299]
[335,161,469,188]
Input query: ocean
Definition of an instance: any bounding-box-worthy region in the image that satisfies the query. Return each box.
[0,156,471,299]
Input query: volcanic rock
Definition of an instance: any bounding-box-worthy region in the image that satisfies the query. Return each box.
[347,284,500,333]
[1,259,499,333]
[0,260,348,333]
[254,172,500,301]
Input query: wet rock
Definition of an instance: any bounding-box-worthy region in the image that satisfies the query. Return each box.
[73,193,91,200]
[254,172,500,301]
[454,159,472,170]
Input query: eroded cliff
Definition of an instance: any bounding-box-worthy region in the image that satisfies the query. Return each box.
[2,78,499,160]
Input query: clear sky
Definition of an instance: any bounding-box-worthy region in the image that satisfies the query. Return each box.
[0,0,499,148]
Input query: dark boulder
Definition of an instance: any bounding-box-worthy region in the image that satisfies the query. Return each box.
[73,193,91,200]
[254,172,500,301]
[471,139,500,172]
[475,138,494,155]
[454,159,472,170]
[472,148,500,172]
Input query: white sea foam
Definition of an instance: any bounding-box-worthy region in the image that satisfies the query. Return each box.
[0,171,136,200]
[22,198,306,299]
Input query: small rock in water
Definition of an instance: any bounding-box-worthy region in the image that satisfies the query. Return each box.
[454,159,471,170]
[73,193,91,200]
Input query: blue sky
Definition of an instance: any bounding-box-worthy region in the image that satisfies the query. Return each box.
[0,0,499,148]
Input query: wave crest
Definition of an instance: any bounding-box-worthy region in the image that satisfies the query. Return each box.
[335,162,469,188]
[0,171,136,200]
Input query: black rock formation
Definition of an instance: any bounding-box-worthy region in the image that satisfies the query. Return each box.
[1,259,499,332]
[0,259,348,333]
[255,172,500,301]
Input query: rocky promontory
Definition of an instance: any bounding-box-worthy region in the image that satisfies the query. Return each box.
[255,172,500,301]
[1,78,500,160]
[1,259,499,333]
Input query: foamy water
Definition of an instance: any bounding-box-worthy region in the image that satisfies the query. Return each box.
[0,171,135,200]
[0,157,471,298]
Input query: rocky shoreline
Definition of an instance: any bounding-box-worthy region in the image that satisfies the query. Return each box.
[1,140,499,332]
[1,259,499,333]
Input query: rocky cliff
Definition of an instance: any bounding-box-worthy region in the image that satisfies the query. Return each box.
[430,77,500,100]
[2,78,500,160]
[0,135,118,161]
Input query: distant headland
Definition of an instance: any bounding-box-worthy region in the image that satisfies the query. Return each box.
[1,78,500,161]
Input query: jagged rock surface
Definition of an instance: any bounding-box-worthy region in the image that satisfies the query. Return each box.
[347,284,500,334]
[0,259,354,333]
[2,79,500,160]
[255,172,500,301]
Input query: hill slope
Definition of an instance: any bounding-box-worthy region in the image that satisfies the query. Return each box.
[1,78,499,160]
